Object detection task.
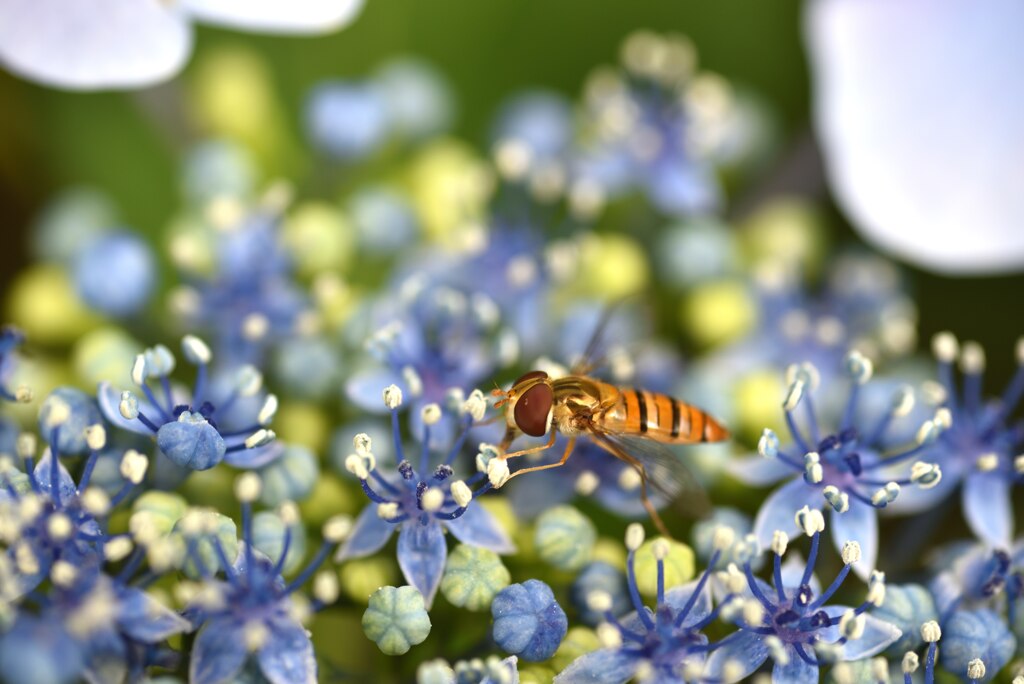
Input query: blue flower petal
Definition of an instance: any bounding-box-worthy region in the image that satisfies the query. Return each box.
[396,522,447,608]
[257,617,317,684]
[156,418,227,470]
[189,618,248,684]
[828,500,877,580]
[445,502,516,554]
[97,382,159,436]
[753,477,823,551]
[663,579,712,628]
[772,648,817,683]
[0,616,84,684]
[705,630,768,682]
[116,586,191,642]
[963,472,1013,547]
[32,450,77,502]
[344,366,403,413]
[334,505,396,563]
[224,440,284,469]
[726,455,794,487]
[821,605,902,659]
[553,648,639,684]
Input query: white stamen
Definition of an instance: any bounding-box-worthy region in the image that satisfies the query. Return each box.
[243,620,270,652]
[420,487,445,513]
[902,651,919,673]
[921,620,942,643]
[257,394,278,426]
[235,365,263,397]
[131,354,148,386]
[867,571,887,607]
[910,461,942,489]
[960,341,985,374]
[932,331,959,363]
[376,502,400,520]
[976,453,999,472]
[721,563,746,594]
[839,609,865,640]
[322,515,353,543]
[625,523,645,551]
[475,443,501,473]
[494,139,533,181]
[119,391,139,420]
[651,538,670,561]
[421,403,442,426]
[383,384,404,410]
[278,501,300,526]
[771,530,789,556]
[795,505,825,536]
[966,659,986,680]
[182,335,212,365]
[147,344,176,376]
[15,433,36,459]
[870,657,888,681]
[461,389,488,422]
[47,513,73,541]
[14,385,32,403]
[84,424,106,451]
[596,622,622,649]
[890,386,915,417]
[841,541,861,565]
[244,429,275,449]
[782,379,805,412]
[119,450,149,485]
[42,397,71,429]
[804,452,823,484]
[50,560,77,588]
[742,598,765,627]
[450,480,473,508]
[844,350,873,384]
[486,457,510,488]
[506,255,538,288]
[712,525,736,552]
[104,537,133,563]
[575,470,600,496]
[758,429,779,458]
[80,488,111,517]
[401,366,423,398]
[313,570,340,604]
[618,466,642,491]
[934,407,952,430]
[586,590,613,613]
[1015,455,1024,474]
[721,662,745,683]
[764,636,789,665]
[15,542,39,575]
[234,472,262,503]
[920,380,948,406]
[241,312,270,341]
[353,433,372,455]
[823,485,850,514]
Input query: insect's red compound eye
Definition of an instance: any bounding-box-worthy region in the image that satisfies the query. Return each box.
[514,382,554,437]
[512,370,548,387]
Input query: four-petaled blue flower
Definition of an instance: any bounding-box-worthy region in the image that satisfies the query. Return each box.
[98,335,279,476]
[335,386,514,608]
[732,352,946,577]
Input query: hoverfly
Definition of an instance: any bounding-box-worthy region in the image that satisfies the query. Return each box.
[491,311,729,536]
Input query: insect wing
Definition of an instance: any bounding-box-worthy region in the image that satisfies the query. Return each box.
[590,429,711,519]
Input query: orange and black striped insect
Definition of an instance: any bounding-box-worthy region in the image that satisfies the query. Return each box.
[492,308,730,536]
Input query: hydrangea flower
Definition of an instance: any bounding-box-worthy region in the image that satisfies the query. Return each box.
[0,0,365,90]
[732,352,946,576]
[930,539,1023,621]
[98,336,279,474]
[170,193,311,366]
[923,333,1024,547]
[335,387,514,607]
[0,407,149,598]
[182,473,352,684]
[556,524,732,683]
[72,231,156,317]
[574,31,743,217]
[705,509,901,681]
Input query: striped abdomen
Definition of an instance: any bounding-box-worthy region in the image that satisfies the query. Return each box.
[603,387,729,444]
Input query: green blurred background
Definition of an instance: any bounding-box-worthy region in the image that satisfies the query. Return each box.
[0,0,1020,375]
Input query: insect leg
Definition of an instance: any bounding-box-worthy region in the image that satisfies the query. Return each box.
[501,429,557,460]
[507,437,577,480]
[591,435,674,539]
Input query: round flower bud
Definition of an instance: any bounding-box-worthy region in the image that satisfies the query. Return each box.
[491,579,567,662]
[440,545,511,611]
[534,505,596,571]
[362,585,431,655]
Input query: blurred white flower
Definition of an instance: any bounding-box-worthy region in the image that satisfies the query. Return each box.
[0,0,364,91]
[806,0,1024,274]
